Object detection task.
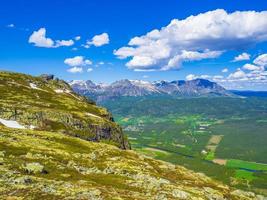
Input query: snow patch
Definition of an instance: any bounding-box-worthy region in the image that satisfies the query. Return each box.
[0,118,25,129]
[29,83,39,89]
[54,89,82,100]
[129,80,160,92]
[86,113,102,119]
[54,89,72,93]
[29,125,36,130]
[54,89,64,93]
[69,80,86,86]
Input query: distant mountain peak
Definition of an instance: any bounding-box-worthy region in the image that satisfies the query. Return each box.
[70,78,234,102]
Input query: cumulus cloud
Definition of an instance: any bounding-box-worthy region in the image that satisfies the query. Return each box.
[29,28,74,48]
[227,54,267,82]
[114,9,267,71]
[233,53,251,62]
[55,39,74,47]
[164,50,222,71]
[242,63,261,71]
[84,33,109,48]
[67,67,83,73]
[222,68,228,73]
[64,56,92,73]
[253,53,267,67]
[186,74,198,81]
[228,68,247,79]
[75,36,81,41]
[64,56,92,67]
[29,28,54,48]
[188,53,267,90]
[87,68,93,72]
[7,24,15,28]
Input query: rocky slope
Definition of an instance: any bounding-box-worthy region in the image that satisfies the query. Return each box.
[0,71,129,149]
[70,79,234,102]
[0,126,265,199]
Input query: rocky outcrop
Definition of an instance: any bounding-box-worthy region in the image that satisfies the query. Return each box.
[0,71,130,149]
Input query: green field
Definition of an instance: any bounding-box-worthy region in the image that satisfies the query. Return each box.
[102,96,267,195]
[227,159,267,171]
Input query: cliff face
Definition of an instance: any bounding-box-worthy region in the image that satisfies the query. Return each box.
[0,71,130,149]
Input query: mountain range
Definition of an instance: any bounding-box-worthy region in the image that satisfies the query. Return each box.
[70,78,234,102]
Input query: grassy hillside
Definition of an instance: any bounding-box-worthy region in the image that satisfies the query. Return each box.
[0,71,129,149]
[0,125,264,199]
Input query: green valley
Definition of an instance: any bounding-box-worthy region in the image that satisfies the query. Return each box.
[102,96,267,195]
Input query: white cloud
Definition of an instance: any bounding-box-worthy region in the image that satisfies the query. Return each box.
[75,36,81,41]
[114,9,267,71]
[186,74,213,81]
[29,28,54,48]
[242,63,261,71]
[55,39,74,47]
[186,74,198,81]
[87,68,93,72]
[222,53,267,85]
[29,28,74,48]
[253,53,267,67]
[64,56,92,67]
[85,59,93,65]
[222,68,228,73]
[67,67,83,73]
[7,24,15,28]
[82,44,90,49]
[164,50,222,71]
[185,53,267,89]
[213,75,224,80]
[228,68,247,79]
[143,75,149,78]
[233,53,251,62]
[98,61,105,65]
[85,33,109,47]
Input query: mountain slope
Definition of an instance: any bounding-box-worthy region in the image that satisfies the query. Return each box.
[0,71,129,149]
[0,125,264,199]
[70,78,234,102]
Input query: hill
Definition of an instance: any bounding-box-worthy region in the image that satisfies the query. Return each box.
[0,71,129,149]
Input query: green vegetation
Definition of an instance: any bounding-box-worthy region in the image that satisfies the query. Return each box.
[235,170,255,182]
[102,96,267,195]
[1,126,258,199]
[227,160,267,171]
[0,71,129,149]
[205,152,215,161]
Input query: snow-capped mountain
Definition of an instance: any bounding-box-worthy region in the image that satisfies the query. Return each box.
[69,78,233,102]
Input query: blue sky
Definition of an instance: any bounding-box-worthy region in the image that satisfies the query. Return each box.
[1,0,267,90]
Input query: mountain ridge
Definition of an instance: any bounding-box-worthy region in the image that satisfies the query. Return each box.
[70,78,235,102]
